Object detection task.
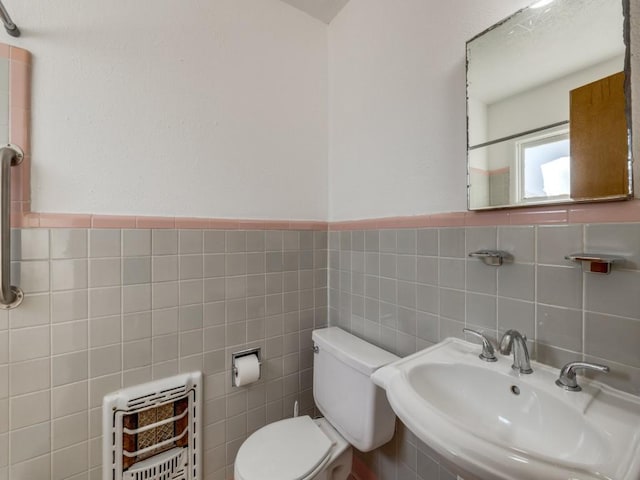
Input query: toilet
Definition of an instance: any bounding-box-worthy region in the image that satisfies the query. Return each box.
[234,327,400,480]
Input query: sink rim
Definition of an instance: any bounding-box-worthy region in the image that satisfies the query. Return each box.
[371,337,640,480]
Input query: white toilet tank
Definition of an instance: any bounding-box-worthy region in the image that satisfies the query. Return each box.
[312,327,400,452]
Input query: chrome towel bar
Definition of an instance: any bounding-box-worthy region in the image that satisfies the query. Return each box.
[0,144,23,309]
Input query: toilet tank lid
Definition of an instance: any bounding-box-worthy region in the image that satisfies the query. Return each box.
[312,327,399,376]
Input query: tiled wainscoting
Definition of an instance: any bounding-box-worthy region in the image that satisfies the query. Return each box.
[4,220,640,480]
[3,227,327,480]
[328,223,640,480]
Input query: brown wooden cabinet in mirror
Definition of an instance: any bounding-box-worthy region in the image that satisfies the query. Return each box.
[570,72,628,200]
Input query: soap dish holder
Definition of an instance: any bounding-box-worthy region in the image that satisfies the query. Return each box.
[565,253,624,274]
[468,250,513,266]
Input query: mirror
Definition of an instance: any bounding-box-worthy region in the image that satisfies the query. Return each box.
[467,0,631,210]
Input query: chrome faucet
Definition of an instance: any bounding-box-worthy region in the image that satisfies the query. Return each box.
[499,330,533,374]
[555,361,610,392]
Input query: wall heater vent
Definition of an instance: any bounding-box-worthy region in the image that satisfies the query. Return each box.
[103,372,202,480]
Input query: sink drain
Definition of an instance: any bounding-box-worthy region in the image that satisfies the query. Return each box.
[510,385,521,395]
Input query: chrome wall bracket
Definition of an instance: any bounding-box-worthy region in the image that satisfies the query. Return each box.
[0,1,20,37]
[565,253,624,274]
[468,250,513,266]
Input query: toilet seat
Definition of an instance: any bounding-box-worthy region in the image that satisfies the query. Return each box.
[235,415,335,480]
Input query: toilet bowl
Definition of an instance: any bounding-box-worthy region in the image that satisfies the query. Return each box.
[234,327,400,480]
[234,416,351,480]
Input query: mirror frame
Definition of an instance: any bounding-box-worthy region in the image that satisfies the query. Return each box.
[466,0,633,211]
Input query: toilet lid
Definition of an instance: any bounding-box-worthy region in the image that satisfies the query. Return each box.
[235,415,334,480]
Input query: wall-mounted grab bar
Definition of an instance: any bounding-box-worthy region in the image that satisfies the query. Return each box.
[0,1,20,37]
[0,145,23,309]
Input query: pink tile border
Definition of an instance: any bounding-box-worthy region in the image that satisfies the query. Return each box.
[39,213,91,228]
[331,219,380,231]
[209,219,241,230]
[262,220,294,230]
[174,217,211,229]
[290,220,328,230]
[9,46,30,64]
[91,215,137,229]
[8,45,31,226]
[464,211,510,226]
[377,215,431,229]
[10,60,30,110]
[13,200,640,230]
[12,212,38,228]
[430,212,466,227]
[13,211,331,230]
[321,200,640,230]
[135,216,176,229]
[508,207,568,225]
[568,200,640,224]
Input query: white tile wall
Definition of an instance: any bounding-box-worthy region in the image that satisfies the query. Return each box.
[4,228,327,480]
[6,223,638,480]
[329,224,640,480]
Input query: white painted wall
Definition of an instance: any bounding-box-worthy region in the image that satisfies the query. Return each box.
[8,0,328,220]
[328,0,639,220]
[2,0,639,219]
[327,0,532,220]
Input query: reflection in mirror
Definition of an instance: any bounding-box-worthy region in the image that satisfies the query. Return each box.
[467,0,631,210]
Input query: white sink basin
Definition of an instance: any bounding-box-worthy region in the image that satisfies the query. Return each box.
[371,338,640,480]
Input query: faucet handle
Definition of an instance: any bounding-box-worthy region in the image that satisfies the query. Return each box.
[555,361,610,392]
[463,328,497,362]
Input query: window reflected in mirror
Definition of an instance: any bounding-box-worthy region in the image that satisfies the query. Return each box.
[519,128,570,202]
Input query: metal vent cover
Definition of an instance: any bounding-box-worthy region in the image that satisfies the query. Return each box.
[103,372,202,480]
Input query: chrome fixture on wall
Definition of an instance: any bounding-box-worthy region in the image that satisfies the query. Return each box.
[0,144,23,309]
[0,1,19,37]
[468,250,513,266]
[565,253,624,274]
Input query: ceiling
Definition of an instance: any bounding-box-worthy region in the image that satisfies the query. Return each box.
[279,0,350,24]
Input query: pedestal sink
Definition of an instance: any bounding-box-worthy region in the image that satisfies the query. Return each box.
[371,338,640,480]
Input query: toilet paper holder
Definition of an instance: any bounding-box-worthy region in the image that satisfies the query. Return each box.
[231,347,262,387]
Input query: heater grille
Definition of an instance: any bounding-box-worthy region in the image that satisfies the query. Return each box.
[126,385,188,410]
[103,372,202,480]
[124,446,187,480]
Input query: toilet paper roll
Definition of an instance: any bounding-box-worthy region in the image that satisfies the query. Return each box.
[234,354,260,387]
